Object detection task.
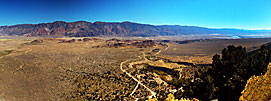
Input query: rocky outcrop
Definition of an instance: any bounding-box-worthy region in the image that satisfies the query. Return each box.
[131,40,157,48]
[30,39,44,44]
[94,39,160,48]
[27,38,158,48]
[240,63,271,101]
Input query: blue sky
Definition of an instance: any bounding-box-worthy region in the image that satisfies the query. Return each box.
[0,0,270,29]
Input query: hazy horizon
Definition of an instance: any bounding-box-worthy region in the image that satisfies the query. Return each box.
[1,20,271,31]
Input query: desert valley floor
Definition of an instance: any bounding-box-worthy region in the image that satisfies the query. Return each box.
[0,37,271,100]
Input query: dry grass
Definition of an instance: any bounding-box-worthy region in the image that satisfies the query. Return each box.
[159,38,271,64]
[0,39,32,50]
[1,37,271,100]
[0,38,144,100]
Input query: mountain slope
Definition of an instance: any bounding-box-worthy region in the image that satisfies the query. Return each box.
[0,21,270,37]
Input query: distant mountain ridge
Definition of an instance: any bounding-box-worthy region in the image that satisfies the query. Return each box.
[0,21,270,37]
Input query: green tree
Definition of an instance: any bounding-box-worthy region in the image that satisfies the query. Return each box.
[173,44,270,101]
[248,45,269,76]
[212,45,270,100]
[212,45,249,100]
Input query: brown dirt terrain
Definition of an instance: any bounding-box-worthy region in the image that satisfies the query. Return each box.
[0,37,169,100]
[0,38,160,100]
[1,37,271,100]
[159,38,271,64]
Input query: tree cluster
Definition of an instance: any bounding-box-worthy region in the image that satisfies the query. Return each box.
[173,45,270,100]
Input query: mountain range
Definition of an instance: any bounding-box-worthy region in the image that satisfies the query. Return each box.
[0,21,270,37]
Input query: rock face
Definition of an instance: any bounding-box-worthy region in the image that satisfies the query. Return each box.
[94,38,161,48]
[30,39,44,44]
[1,21,268,37]
[240,63,271,101]
[27,38,161,48]
[131,40,157,48]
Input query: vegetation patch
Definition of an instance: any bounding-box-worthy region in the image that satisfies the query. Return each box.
[169,44,271,100]
[0,50,13,57]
